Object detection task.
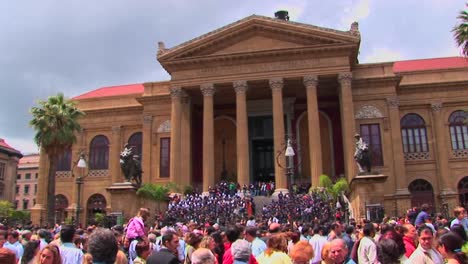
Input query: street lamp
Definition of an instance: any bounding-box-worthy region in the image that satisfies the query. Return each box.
[75,152,87,227]
[276,137,300,191]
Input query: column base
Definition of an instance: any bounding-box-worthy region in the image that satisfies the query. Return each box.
[272,188,289,198]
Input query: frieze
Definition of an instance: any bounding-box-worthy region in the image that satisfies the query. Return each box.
[355,105,384,119]
[157,120,171,133]
[303,75,318,88]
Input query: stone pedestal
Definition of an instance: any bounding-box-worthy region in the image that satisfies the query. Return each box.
[350,174,388,220]
[106,183,139,221]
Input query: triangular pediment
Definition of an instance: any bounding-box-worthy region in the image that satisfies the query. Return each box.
[158,15,360,62]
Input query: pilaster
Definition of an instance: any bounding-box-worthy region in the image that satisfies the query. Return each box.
[338,72,356,181]
[142,116,152,184]
[110,126,122,183]
[303,75,322,187]
[201,84,216,192]
[234,80,250,187]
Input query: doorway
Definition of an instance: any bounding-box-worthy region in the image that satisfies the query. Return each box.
[251,139,275,182]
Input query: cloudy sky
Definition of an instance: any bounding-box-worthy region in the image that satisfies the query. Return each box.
[0,0,465,154]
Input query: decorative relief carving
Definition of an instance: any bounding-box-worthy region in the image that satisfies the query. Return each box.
[269,78,284,91]
[89,170,108,177]
[355,105,384,119]
[233,80,248,93]
[431,102,443,112]
[303,75,318,88]
[200,83,215,96]
[338,72,352,86]
[452,149,468,159]
[404,152,430,161]
[143,115,153,124]
[386,97,400,108]
[157,120,171,133]
[56,171,72,178]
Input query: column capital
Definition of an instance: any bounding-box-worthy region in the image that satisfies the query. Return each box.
[170,87,186,98]
[386,97,400,108]
[111,126,121,134]
[143,114,153,124]
[200,83,215,96]
[269,77,284,91]
[233,80,248,93]
[431,102,443,112]
[338,72,353,86]
[303,75,318,88]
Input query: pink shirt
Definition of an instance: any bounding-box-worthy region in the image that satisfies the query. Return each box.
[126,216,145,239]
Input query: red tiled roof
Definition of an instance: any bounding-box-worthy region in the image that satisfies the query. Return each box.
[73,83,144,100]
[19,154,40,165]
[393,57,468,72]
[0,138,22,156]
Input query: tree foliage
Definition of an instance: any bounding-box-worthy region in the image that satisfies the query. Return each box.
[318,174,350,200]
[30,93,85,226]
[137,183,171,212]
[453,6,468,57]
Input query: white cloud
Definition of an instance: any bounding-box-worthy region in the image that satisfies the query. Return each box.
[362,47,405,63]
[341,0,370,28]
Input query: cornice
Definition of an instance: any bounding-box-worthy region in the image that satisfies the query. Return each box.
[352,76,401,88]
[397,80,468,93]
[136,94,171,105]
[83,105,143,116]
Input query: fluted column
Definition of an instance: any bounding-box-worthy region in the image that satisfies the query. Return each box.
[142,115,152,184]
[201,84,216,192]
[338,72,356,181]
[303,75,322,187]
[110,126,122,183]
[234,80,250,187]
[270,78,287,192]
[386,97,408,194]
[180,94,192,186]
[431,103,454,194]
[169,87,183,184]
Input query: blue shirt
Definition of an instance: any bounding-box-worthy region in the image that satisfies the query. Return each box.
[60,242,83,264]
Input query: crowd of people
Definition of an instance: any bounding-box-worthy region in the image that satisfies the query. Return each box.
[0,185,467,264]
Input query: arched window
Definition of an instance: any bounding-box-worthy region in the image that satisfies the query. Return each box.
[458,177,468,208]
[128,132,142,159]
[55,194,69,224]
[89,135,109,170]
[449,110,468,150]
[56,147,72,171]
[409,179,435,211]
[401,114,428,153]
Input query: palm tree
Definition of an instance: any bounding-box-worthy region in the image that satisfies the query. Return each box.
[453,6,468,56]
[30,93,85,226]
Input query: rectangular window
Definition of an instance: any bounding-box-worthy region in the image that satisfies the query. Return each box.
[360,124,384,166]
[0,162,5,180]
[23,200,28,210]
[25,173,31,180]
[15,185,19,194]
[159,137,170,178]
[24,185,29,195]
[17,174,21,180]
[35,173,38,179]
[34,184,37,194]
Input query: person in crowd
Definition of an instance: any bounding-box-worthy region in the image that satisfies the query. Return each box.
[450,224,468,243]
[244,226,267,258]
[59,224,83,264]
[210,231,225,264]
[20,240,40,264]
[199,236,218,264]
[438,232,467,264]
[21,230,32,247]
[342,226,354,258]
[256,233,292,264]
[379,227,407,262]
[88,228,119,264]
[126,208,150,242]
[328,239,355,264]
[309,225,328,264]
[406,225,444,264]
[191,248,215,264]
[320,241,333,264]
[231,239,251,264]
[4,230,24,261]
[147,231,180,264]
[38,244,61,264]
[289,240,314,264]
[415,204,430,226]
[133,241,151,264]
[451,206,468,231]
[37,229,50,251]
[328,222,343,241]
[357,223,378,264]
[0,230,16,264]
[402,224,417,258]
[377,238,401,264]
[185,232,203,264]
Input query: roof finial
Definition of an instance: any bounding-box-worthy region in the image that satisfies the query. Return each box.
[157,41,167,56]
[350,21,360,36]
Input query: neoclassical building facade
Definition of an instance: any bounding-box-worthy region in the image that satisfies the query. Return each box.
[32,14,468,224]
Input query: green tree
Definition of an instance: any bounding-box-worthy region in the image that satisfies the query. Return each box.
[453,6,468,56]
[30,93,85,226]
[318,174,350,200]
[136,183,170,212]
[0,201,14,220]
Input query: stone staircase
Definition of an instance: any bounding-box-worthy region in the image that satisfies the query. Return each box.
[252,195,274,216]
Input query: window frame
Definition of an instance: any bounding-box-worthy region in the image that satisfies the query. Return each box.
[89,135,110,170]
[360,123,384,166]
[449,110,468,150]
[401,114,428,153]
[159,137,170,178]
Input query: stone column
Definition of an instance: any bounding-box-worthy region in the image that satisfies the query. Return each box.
[234,80,250,187]
[201,84,216,193]
[386,97,411,214]
[338,72,356,181]
[431,103,455,195]
[110,126,122,183]
[169,87,183,184]
[142,115,152,184]
[270,78,288,193]
[303,75,322,187]
[180,95,192,186]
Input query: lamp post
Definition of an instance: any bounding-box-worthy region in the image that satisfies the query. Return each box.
[285,139,295,187]
[75,153,87,226]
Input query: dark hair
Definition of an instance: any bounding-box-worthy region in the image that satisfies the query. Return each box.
[417,225,434,236]
[345,225,354,235]
[211,231,225,264]
[439,232,467,264]
[186,232,203,247]
[161,231,177,246]
[60,225,76,243]
[8,230,19,239]
[245,227,258,238]
[363,223,375,237]
[450,224,467,242]
[377,238,401,264]
[135,240,150,257]
[88,228,118,264]
[225,225,240,243]
[21,240,40,264]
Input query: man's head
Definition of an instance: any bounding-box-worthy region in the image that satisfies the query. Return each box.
[417,225,434,250]
[88,228,118,264]
[329,239,348,264]
[7,230,19,244]
[191,248,215,264]
[225,225,240,243]
[420,204,429,212]
[60,225,76,243]
[138,208,150,221]
[363,223,375,238]
[231,239,251,262]
[402,224,417,239]
[453,206,466,220]
[244,226,257,243]
[161,231,179,254]
[331,222,343,236]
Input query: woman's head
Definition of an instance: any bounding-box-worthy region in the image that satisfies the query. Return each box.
[265,234,288,254]
[438,232,467,264]
[289,240,314,264]
[21,239,40,263]
[135,240,151,259]
[39,245,61,264]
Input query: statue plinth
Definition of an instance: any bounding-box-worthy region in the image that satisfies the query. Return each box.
[106,182,140,220]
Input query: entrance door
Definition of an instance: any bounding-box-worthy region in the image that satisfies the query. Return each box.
[252,139,274,182]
